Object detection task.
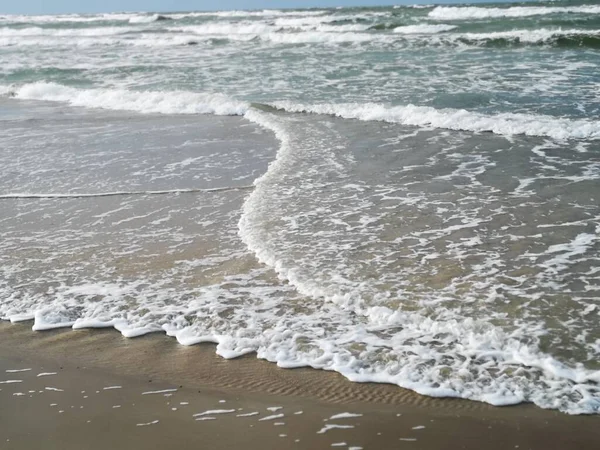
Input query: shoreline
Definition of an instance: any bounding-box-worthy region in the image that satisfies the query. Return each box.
[1,321,599,449]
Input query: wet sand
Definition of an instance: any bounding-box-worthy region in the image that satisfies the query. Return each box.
[0,322,598,450]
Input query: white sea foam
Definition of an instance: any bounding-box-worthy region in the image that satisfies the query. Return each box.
[17,82,593,142]
[0,14,115,24]
[274,12,387,30]
[239,110,600,414]
[0,27,134,37]
[0,34,223,48]
[142,389,178,395]
[260,31,383,45]
[456,28,600,44]
[429,5,600,21]
[128,14,167,24]
[270,100,600,140]
[393,24,457,34]
[2,4,600,416]
[9,24,587,49]
[171,9,327,19]
[259,413,284,421]
[136,420,159,426]
[170,23,279,36]
[318,424,355,433]
[273,15,345,28]
[10,81,594,143]
[193,409,236,416]
[10,82,248,116]
[0,186,252,199]
[327,413,363,420]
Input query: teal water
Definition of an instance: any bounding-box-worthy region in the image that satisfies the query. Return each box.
[0,0,599,120]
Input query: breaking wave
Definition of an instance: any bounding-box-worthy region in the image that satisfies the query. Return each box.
[4,82,599,141]
[429,5,600,21]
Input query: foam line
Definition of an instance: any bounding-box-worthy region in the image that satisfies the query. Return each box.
[429,5,600,20]
[0,186,254,200]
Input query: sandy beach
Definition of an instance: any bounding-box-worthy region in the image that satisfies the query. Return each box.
[1,322,598,450]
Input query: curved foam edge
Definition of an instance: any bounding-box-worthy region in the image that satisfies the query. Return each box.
[238,109,600,415]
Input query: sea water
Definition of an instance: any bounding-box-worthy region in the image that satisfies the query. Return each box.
[1,1,599,414]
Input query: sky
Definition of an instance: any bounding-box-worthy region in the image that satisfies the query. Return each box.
[0,0,503,15]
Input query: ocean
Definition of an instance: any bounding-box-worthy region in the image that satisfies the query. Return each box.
[1,0,599,414]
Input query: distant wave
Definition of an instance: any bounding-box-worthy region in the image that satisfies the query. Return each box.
[0,34,211,48]
[3,21,599,49]
[393,24,457,34]
[0,10,328,24]
[168,23,280,36]
[171,9,328,18]
[128,14,171,24]
[0,26,135,37]
[429,5,600,21]
[455,28,600,48]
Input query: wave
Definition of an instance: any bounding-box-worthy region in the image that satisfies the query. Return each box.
[169,23,280,36]
[0,26,135,37]
[129,14,171,24]
[3,83,600,414]
[259,30,381,44]
[5,82,599,140]
[7,82,249,116]
[270,100,600,140]
[238,109,600,414]
[0,29,382,47]
[454,28,600,48]
[0,34,214,48]
[429,5,600,21]
[0,10,327,25]
[393,24,457,34]
[0,14,116,24]
[168,9,328,19]
[4,24,598,50]
[396,4,433,9]
[0,12,162,24]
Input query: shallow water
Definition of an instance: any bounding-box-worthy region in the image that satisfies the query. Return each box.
[1,0,600,414]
